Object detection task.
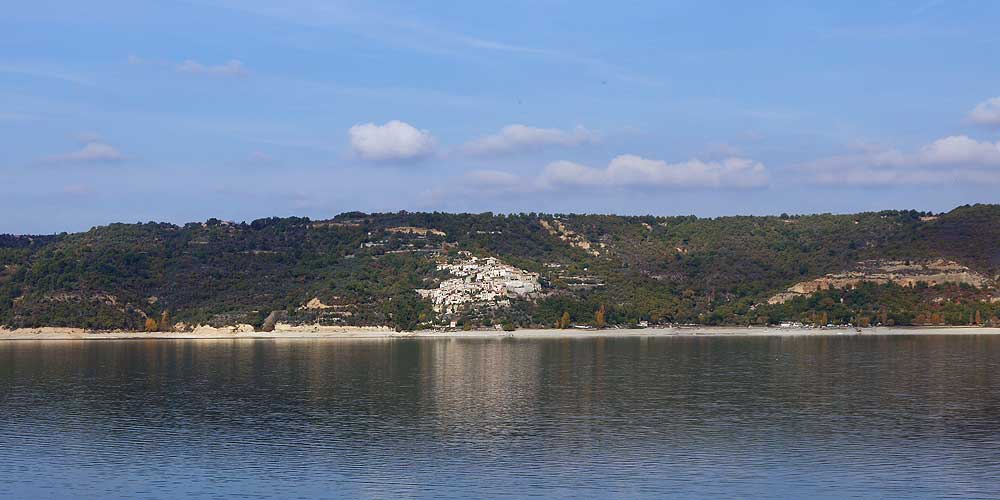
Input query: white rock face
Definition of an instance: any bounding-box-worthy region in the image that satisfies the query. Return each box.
[302,297,333,310]
[233,324,256,334]
[768,259,993,304]
[417,253,541,314]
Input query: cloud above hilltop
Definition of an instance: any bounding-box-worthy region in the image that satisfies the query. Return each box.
[428,154,770,203]
[459,125,597,156]
[348,120,437,162]
[802,135,1000,184]
[539,155,769,189]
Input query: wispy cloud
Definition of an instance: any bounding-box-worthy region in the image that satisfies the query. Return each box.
[0,112,42,122]
[127,55,249,78]
[248,151,275,163]
[818,22,962,40]
[421,169,525,205]
[44,142,125,164]
[201,0,661,86]
[801,135,1000,184]
[176,59,248,77]
[459,125,597,157]
[0,64,96,86]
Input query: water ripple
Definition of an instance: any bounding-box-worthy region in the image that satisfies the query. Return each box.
[1,336,999,499]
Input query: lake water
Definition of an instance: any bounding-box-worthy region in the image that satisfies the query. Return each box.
[1,335,999,499]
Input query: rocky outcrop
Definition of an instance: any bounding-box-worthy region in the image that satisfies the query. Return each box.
[385,226,446,237]
[259,310,285,332]
[302,298,333,310]
[539,219,601,256]
[768,259,993,304]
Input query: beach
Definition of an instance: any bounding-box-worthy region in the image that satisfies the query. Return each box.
[1,325,997,341]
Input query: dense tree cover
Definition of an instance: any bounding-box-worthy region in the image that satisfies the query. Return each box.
[0,205,997,330]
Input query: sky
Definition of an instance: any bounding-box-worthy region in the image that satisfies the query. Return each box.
[3,0,1000,233]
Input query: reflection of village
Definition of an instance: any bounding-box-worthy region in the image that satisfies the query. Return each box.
[193,336,615,433]
[416,338,545,431]
[156,334,999,438]
[41,332,1000,471]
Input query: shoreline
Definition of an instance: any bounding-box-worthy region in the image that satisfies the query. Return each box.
[0,325,997,341]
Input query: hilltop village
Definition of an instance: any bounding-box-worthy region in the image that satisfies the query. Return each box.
[417,253,542,315]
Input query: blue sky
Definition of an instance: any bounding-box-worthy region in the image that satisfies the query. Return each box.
[3,0,1000,233]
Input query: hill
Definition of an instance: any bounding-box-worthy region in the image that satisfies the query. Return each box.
[1,205,998,331]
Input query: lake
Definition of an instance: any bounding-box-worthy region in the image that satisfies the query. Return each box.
[1,335,999,499]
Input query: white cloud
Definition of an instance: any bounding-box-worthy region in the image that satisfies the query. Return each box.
[968,97,1000,127]
[917,135,1000,165]
[426,153,770,204]
[460,125,597,156]
[803,135,1000,184]
[176,59,248,77]
[46,142,125,163]
[539,154,769,189]
[348,120,436,161]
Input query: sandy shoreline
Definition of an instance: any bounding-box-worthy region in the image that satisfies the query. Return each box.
[0,326,997,341]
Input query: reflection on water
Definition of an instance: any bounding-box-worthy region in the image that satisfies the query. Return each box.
[1,336,999,499]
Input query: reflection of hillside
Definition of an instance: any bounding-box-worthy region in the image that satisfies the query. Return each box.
[1,336,999,444]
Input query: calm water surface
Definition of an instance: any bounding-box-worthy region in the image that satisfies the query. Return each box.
[1,335,999,499]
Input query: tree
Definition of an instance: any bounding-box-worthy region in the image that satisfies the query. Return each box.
[594,304,606,329]
[559,311,571,329]
[159,311,172,332]
[385,290,428,332]
[975,309,983,325]
[144,317,158,332]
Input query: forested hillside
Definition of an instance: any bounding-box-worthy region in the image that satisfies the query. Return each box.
[1,205,998,331]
